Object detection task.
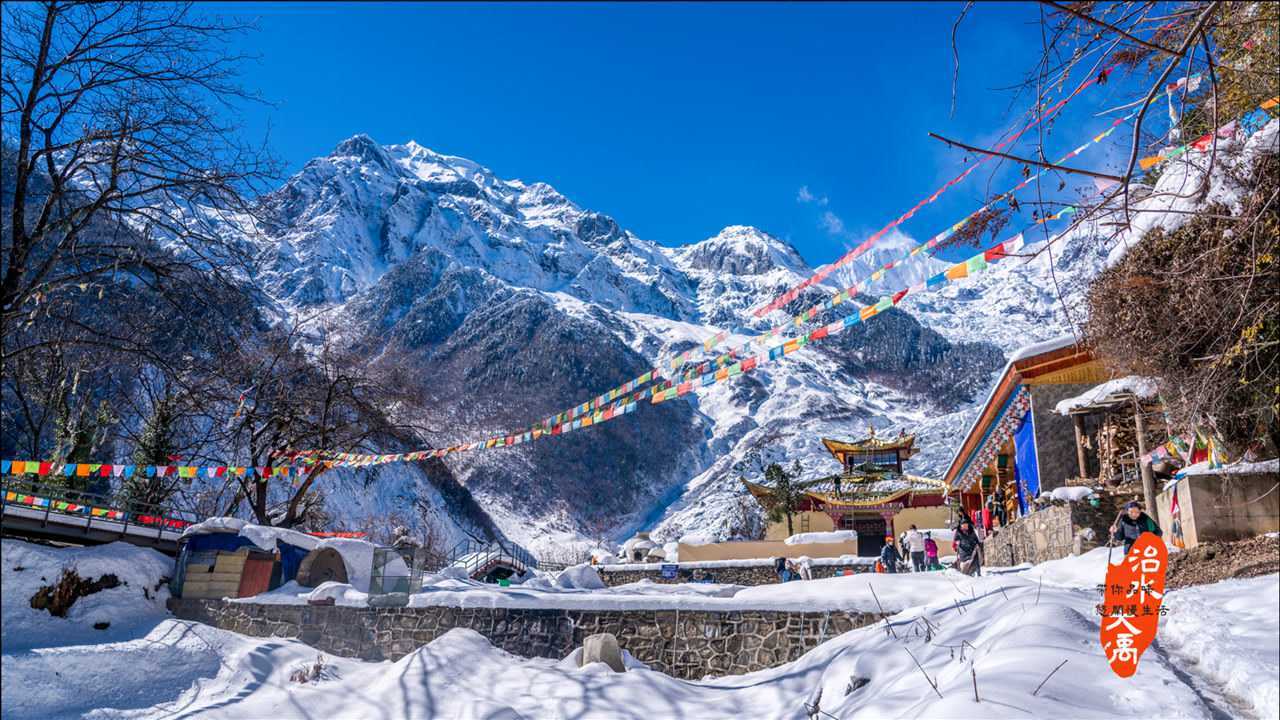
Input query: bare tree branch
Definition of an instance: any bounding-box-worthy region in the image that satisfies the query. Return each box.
[928,132,1125,181]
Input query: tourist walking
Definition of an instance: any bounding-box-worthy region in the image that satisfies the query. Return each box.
[923,532,940,570]
[773,556,789,582]
[879,538,901,574]
[954,519,983,576]
[1110,501,1163,555]
[905,525,926,572]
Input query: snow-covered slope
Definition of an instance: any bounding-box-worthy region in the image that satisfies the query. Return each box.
[902,118,1280,349]
[214,121,1277,550]
[210,136,1010,549]
[5,540,1275,720]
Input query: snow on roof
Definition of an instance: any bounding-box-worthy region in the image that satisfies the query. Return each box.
[1177,458,1278,478]
[1054,376,1160,415]
[1008,333,1078,362]
[783,530,858,546]
[181,517,320,552]
[619,534,657,557]
[1039,487,1097,502]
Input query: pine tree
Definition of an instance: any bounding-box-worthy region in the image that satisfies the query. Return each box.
[764,462,804,537]
[123,395,179,508]
[52,399,114,497]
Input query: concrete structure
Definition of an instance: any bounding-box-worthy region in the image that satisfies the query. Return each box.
[2,480,198,555]
[618,532,658,563]
[168,597,884,679]
[1155,465,1280,549]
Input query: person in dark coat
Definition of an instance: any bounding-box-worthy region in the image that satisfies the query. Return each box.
[1110,501,1163,555]
[953,519,983,576]
[773,556,788,582]
[879,539,901,574]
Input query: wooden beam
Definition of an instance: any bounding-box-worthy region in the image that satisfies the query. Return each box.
[1073,415,1090,480]
[1133,398,1158,519]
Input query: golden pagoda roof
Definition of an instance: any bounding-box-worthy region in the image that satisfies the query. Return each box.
[822,434,917,456]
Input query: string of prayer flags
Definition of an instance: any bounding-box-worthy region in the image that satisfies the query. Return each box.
[1,230,1031,477]
[1139,96,1278,171]
[0,459,308,482]
[752,64,1118,318]
[652,232,1028,405]
[511,74,1210,418]
[18,85,1269,477]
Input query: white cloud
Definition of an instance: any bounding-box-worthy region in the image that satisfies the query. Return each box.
[820,210,847,236]
[796,185,828,206]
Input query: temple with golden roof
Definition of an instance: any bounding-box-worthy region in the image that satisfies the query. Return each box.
[743,428,953,557]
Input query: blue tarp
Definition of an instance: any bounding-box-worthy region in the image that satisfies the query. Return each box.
[183,531,259,554]
[1014,408,1039,515]
[277,542,310,584]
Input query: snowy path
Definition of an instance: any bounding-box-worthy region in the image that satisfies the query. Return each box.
[3,540,1277,719]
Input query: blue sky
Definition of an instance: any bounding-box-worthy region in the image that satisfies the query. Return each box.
[219,2,1152,265]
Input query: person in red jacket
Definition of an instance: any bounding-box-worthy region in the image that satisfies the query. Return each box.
[923,532,940,570]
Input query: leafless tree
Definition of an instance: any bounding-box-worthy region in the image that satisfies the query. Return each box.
[1,1,277,351]
[940,2,1279,455]
[210,322,437,527]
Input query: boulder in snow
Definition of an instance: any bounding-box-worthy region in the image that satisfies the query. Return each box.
[580,633,625,672]
[555,563,606,590]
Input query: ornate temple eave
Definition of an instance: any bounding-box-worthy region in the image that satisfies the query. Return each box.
[743,473,946,511]
[821,435,918,456]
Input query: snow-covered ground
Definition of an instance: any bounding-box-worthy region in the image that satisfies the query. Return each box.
[3,539,1277,719]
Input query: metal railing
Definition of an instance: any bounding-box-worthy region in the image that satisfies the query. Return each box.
[444,537,541,578]
[1,477,203,543]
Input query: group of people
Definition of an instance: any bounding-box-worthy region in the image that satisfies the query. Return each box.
[878,521,985,576]
[878,525,941,573]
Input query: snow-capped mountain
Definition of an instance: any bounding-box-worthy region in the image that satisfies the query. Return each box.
[225,131,1189,551]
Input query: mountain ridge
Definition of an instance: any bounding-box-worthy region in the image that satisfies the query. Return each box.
[219,132,1122,551]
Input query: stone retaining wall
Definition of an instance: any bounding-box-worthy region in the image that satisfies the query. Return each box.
[597,561,873,587]
[987,491,1131,565]
[168,598,882,679]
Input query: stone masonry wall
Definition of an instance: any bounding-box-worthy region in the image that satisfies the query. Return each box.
[987,491,1132,565]
[597,561,872,587]
[168,598,882,680]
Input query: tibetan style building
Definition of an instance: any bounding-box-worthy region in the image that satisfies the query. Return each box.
[744,430,951,557]
[942,334,1115,527]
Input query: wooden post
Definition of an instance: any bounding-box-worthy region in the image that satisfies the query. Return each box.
[1132,398,1157,521]
[1072,414,1089,480]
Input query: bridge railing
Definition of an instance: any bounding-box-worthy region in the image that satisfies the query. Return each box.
[443,537,541,580]
[1,477,202,542]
